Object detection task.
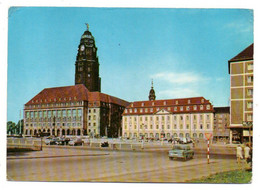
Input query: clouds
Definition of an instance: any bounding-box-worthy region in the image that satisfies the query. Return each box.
[152,71,205,85]
[151,71,208,99]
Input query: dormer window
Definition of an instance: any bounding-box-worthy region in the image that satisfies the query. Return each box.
[176,100,178,105]
[125,109,128,114]
[164,101,166,105]
[131,104,133,107]
[206,105,210,110]
[180,106,183,111]
[174,107,177,111]
[193,105,197,110]
[134,108,137,113]
[201,99,204,103]
[186,106,190,111]
[141,103,144,107]
[152,102,155,106]
[200,105,203,110]
[140,109,143,113]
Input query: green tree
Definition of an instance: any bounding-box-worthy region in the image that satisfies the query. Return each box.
[16,119,24,135]
[7,121,16,135]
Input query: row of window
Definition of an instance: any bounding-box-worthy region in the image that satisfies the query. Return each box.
[124,132,205,138]
[125,114,211,122]
[25,116,82,122]
[126,104,211,114]
[124,123,211,130]
[25,109,82,118]
[25,122,82,127]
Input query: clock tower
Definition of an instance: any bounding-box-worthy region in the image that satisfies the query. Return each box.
[75,24,101,92]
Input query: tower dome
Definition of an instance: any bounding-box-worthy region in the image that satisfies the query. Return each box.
[149,80,156,101]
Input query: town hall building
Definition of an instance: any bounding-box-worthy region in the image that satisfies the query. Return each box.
[23,25,130,138]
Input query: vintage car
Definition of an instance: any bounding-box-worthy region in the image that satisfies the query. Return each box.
[68,137,84,146]
[168,144,194,160]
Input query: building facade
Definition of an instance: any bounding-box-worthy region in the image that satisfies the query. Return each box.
[213,107,230,142]
[122,86,214,140]
[228,43,253,143]
[23,25,129,137]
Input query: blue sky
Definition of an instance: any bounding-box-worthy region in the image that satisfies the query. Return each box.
[7,7,253,123]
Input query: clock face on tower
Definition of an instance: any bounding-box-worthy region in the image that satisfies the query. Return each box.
[80,45,85,51]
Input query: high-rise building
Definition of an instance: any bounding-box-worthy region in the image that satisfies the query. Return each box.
[228,43,253,143]
[23,25,129,138]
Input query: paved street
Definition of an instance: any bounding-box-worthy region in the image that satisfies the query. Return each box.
[7,147,245,182]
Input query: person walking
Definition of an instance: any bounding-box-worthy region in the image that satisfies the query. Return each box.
[244,144,251,163]
[236,145,243,164]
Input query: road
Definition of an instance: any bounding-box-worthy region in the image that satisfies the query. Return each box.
[7,147,241,182]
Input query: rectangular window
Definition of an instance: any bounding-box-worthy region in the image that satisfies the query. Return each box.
[39,111,42,118]
[53,110,56,117]
[247,102,253,109]
[62,110,66,117]
[247,114,253,121]
[47,111,51,118]
[207,124,210,129]
[247,89,253,96]
[247,76,253,83]
[194,124,196,129]
[30,112,34,118]
[67,110,71,117]
[248,63,253,70]
[78,109,82,117]
[43,111,47,118]
[72,109,76,117]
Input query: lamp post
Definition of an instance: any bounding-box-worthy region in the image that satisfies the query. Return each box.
[242,121,253,145]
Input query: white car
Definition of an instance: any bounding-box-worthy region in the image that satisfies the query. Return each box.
[68,138,83,146]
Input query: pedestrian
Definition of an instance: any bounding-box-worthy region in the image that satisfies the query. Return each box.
[244,143,251,163]
[236,145,243,163]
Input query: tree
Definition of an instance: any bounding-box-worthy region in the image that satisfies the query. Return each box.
[16,119,24,135]
[7,121,16,135]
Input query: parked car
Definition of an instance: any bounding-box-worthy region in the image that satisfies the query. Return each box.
[101,141,109,147]
[56,137,71,145]
[68,138,83,146]
[168,145,194,160]
[45,137,59,145]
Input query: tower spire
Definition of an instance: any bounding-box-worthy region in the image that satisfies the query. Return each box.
[149,80,156,101]
[85,23,89,31]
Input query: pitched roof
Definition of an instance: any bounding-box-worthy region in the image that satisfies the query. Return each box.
[25,84,130,107]
[123,97,214,115]
[228,43,254,73]
[25,84,89,105]
[88,92,130,107]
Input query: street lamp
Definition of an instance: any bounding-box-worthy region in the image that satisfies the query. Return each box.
[242,121,253,144]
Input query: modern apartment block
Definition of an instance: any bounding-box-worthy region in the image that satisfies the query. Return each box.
[213,107,230,142]
[228,43,253,143]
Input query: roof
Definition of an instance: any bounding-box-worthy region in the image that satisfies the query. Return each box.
[25,84,130,107]
[213,106,230,113]
[228,43,254,73]
[123,97,214,115]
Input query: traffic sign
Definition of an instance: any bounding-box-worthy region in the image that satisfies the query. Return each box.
[205,133,212,140]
